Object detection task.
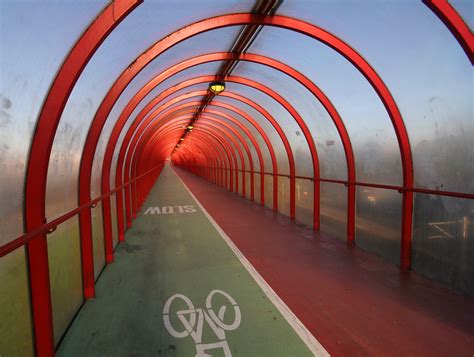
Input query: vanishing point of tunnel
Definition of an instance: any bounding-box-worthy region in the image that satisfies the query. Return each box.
[0,0,473,356]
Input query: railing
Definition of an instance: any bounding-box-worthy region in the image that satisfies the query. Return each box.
[0,164,164,258]
[186,165,474,200]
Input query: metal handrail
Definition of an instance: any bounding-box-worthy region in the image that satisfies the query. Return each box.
[187,165,474,200]
[0,164,164,258]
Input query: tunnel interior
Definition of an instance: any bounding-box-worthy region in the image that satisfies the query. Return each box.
[0,0,473,356]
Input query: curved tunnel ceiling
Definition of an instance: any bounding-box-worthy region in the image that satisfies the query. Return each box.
[0,1,472,354]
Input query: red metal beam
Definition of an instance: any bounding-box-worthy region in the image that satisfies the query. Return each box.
[424,0,474,64]
[22,1,141,354]
[106,51,342,235]
[199,118,255,198]
[106,50,343,239]
[120,94,281,218]
[181,0,281,142]
[225,75,320,228]
[174,142,221,183]
[144,127,229,189]
[0,165,161,258]
[135,108,264,198]
[141,125,238,193]
[146,127,232,190]
[103,46,357,242]
[180,134,232,186]
[145,116,256,199]
[136,86,292,211]
[85,13,412,268]
[117,80,291,213]
[125,98,277,209]
[143,119,247,195]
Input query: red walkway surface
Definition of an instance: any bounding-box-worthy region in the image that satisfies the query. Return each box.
[174,167,474,357]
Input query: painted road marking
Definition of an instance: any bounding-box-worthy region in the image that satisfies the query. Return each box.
[172,165,329,357]
[163,290,241,357]
[143,205,197,215]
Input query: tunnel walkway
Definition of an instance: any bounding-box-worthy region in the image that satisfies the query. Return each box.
[57,164,323,356]
[55,164,474,356]
[174,166,474,356]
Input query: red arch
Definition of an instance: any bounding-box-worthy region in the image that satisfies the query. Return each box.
[21,1,141,353]
[102,51,354,238]
[173,139,222,183]
[424,0,474,64]
[199,118,255,199]
[116,91,280,227]
[79,13,413,268]
[121,79,318,233]
[122,95,282,222]
[147,128,226,185]
[173,144,215,180]
[140,125,234,192]
[119,76,295,215]
[162,111,263,198]
[112,73,320,231]
[146,115,256,199]
[146,127,229,189]
[139,124,239,194]
[79,14,413,265]
[161,128,238,192]
[144,118,249,196]
[126,99,275,216]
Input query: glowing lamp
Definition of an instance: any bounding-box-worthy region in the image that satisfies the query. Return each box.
[209,81,225,94]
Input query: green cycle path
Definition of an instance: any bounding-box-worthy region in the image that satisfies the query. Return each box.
[57,164,326,356]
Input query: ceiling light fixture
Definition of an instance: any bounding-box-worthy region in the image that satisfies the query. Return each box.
[209,81,225,94]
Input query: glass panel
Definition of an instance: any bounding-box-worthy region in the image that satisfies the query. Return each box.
[321,182,347,240]
[355,187,402,265]
[264,174,274,210]
[111,63,223,182]
[295,178,314,227]
[64,27,244,220]
[56,0,253,210]
[232,61,347,179]
[275,1,472,193]
[278,176,291,217]
[245,171,252,200]
[0,248,34,356]
[412,194,473,296]
[202,113,262,180]
[222,82,303,177]
[205,105,273,173]
[217,92,290,175]
[246,27,402,185]
[47,216,83,346]
[0,0,107,244]
[254,172,261,205]
[91,202,105,280]
[159,83,211,106]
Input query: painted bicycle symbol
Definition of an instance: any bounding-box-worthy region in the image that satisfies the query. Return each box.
[163,290,241,357]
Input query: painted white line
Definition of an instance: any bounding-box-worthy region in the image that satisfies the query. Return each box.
[170,164,329,357]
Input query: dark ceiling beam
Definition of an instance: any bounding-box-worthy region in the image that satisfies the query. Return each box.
[176,0,282,147]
